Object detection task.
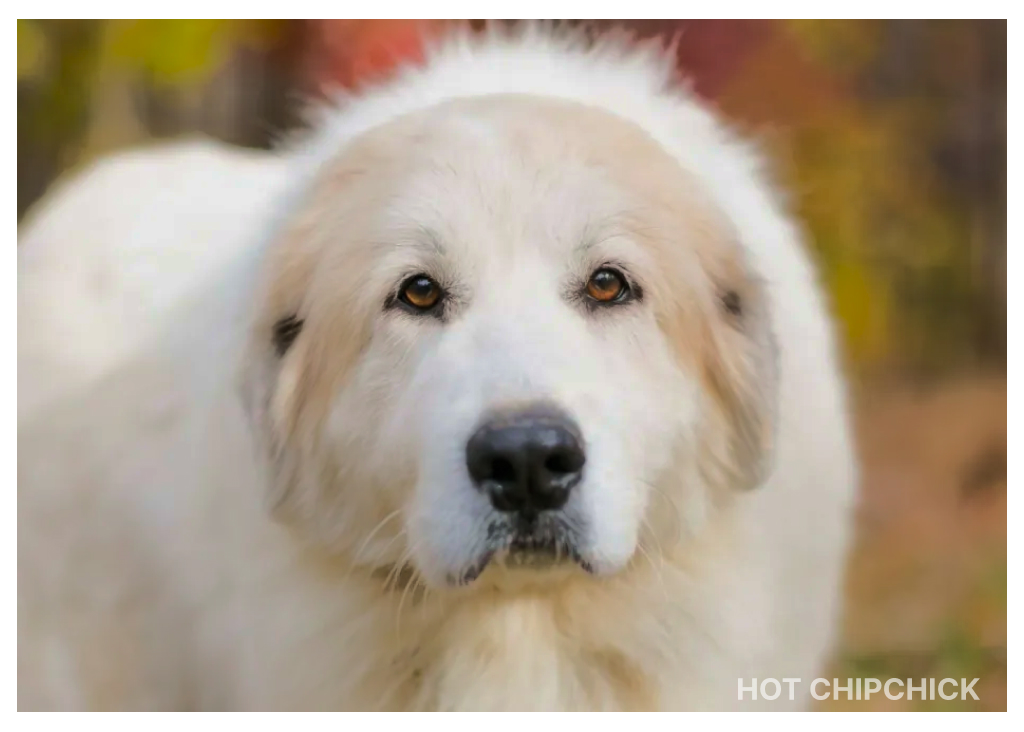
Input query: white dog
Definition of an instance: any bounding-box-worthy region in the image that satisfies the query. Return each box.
[18,29,857,711]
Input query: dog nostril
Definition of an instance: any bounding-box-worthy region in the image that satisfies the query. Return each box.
[491,457,517,483]
[544,450,579,475]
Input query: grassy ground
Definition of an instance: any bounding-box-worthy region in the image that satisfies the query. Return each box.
[817,374,1007,711]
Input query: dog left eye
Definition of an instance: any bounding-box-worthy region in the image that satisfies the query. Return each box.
[398,274,443,311]
[585,268,630,304]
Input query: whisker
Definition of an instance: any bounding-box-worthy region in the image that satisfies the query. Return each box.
[636,525,670,604]
[383,544,413,594]
[345,508,404,584]
[393,543,422,643]
[641,479,684,548]
[639,514,665,558]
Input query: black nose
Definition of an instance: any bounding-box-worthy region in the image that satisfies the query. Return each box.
[466,407,585,514]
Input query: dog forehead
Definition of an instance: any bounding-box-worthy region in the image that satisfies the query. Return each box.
[363,96,711,257]
[388,100,638,223]
[331,96,674,202]
[390,94,678,165]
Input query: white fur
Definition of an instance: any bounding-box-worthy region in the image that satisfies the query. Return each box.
[18,30,857,711]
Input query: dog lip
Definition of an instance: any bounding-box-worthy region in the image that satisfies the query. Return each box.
[455,521,594,586]
[456,550,495,586]
[508,533,562,556]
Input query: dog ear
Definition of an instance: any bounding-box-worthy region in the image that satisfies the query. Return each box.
[237,142,389,524]
[239,223,378,525]
[239,308,310,519]
[698,277,779,492]
[237,212,334,522]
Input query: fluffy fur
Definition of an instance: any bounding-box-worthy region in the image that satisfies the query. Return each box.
[18,29,857,711]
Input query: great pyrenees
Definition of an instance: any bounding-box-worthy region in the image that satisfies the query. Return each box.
[18,29,857,711]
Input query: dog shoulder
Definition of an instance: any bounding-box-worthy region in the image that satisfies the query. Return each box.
[18,138,290,419]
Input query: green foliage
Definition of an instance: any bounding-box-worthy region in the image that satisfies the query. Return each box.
[17,19,47,79]
[777,20,1001,374]
[104,20,280,87]
[786,20,882,76]
[109,20,231,86]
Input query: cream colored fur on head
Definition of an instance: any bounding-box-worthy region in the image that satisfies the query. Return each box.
[18,28,857,711]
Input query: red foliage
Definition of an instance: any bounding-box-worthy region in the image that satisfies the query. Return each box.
[298,20,445,92]
[294,20,844,127]
[608,20,774,100]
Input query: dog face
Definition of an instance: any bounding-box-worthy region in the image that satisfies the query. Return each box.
[244,96,777,589]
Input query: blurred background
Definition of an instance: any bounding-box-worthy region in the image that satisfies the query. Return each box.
[17,19,1007,710]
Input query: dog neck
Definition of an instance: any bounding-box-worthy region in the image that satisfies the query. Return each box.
[318,540,743,710]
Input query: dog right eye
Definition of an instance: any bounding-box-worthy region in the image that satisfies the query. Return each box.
[397,274,443,312]
[585,267,632,305]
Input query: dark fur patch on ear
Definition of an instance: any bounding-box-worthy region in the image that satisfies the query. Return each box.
[721,290,743,317]
[272,315,303,356]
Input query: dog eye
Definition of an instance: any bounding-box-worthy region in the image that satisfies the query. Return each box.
[398,274,443,311]
[585,268,629,304]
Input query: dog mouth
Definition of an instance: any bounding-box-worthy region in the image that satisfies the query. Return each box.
[453,514,593,586]
[372,515,593,591]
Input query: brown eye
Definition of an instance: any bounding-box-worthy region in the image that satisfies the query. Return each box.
[586,268,628,303]
[399,274,442,311]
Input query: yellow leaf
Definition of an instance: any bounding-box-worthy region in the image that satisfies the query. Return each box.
[17,20,48,79]
[108,19,234,87]
[827,257,888,364]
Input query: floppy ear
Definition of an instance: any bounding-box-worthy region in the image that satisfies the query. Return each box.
[235,126,405,528]
[237,148,386,521]
[240,280,376,525]
[239,303,314,520]
[698,274,779,492]
[236,215,340,522]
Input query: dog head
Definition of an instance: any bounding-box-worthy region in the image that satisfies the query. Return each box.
[242,95,777,589]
